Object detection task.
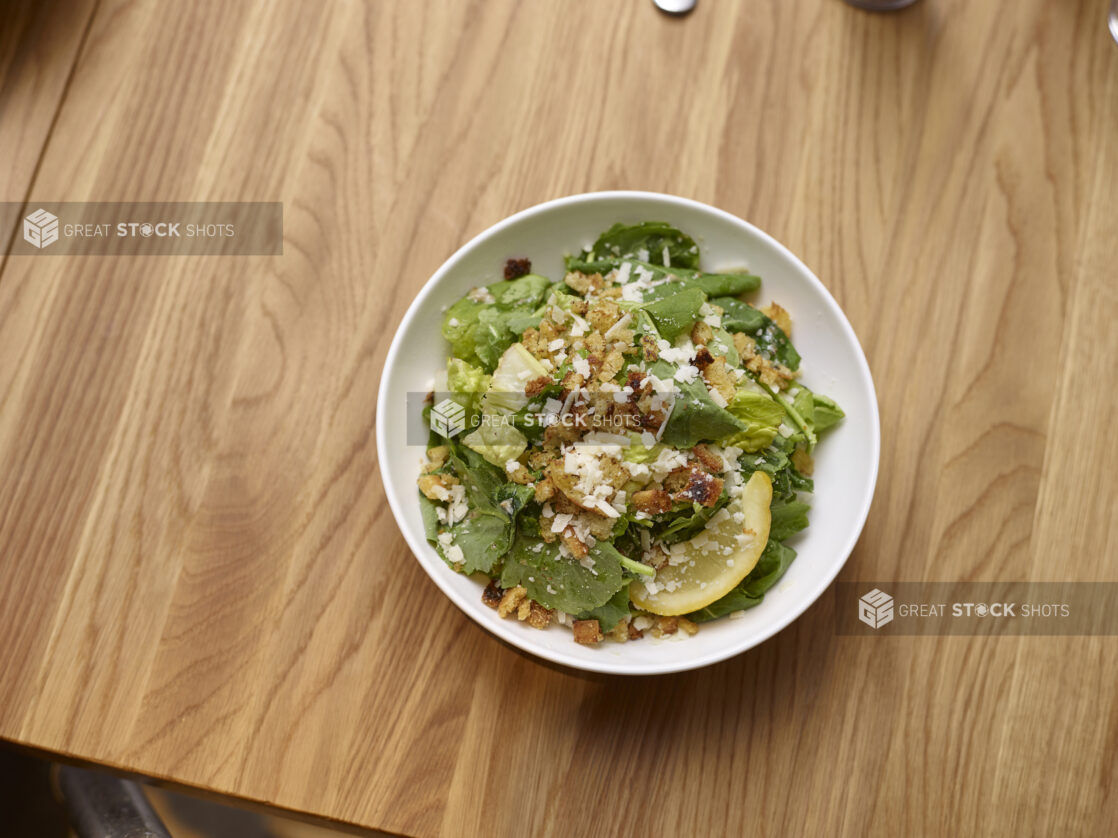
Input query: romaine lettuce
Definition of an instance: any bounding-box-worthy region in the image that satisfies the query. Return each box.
[723,389,784,452]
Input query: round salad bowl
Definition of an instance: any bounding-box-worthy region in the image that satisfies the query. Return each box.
[376,191,880,675]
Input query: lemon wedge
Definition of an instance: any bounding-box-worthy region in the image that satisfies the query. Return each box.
[630,471,773,616]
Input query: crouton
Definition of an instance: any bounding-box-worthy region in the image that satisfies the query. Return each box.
[662,467,692,494]
[598,347,625,383]
[533,475,556,503]
[732,332,753,358]
[521,326,547,357]
[417,473,453,501]
[673,469,723,508]
[527,450,552,471]
[564,271,603,296]
[497,586,527,618]
[482,580,504,609]
[791,447,814,476]
[701,356,737,404]
[587,299,622,334]
[733,332,798,390]
[525,375,551,398]
[504,257,532,280]
[526,601,553,629]
[550,493,582,516]
[573,619,604,645]
[608,619,631,643]
[692,444,723,474]
[559,528,589,559]
[692,346,714,370]
[690,320,713,346]
[760,302,792,335]
[422,445,449,473]
[632,488,673,515]
[517,597,532,621]
[546,461,589,511]
[560,369,585,394]
[538,318,562,344]
[578,510,616,541]
[585,353,605,379]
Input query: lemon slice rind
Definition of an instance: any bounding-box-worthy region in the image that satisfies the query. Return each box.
[630,471,773,616]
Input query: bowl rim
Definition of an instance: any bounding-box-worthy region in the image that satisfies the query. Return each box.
[376,190,880,675]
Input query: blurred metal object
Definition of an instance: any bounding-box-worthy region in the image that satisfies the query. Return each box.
[842,0,919,9]
[56,765,172,838]
[653,0,697,15]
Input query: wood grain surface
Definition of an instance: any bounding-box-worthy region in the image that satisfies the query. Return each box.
[1,1,1116,835]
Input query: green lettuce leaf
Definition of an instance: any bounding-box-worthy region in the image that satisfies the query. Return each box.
[463,419,527,467]
[686,589,761,623]
[623,433,664,463]
[564,254,759,303]
[575,585,631,632]
[446,358,490,425]
[585,222,700,269]
[442,297,487,363]
[740,437,813,503]
[419,491,440,542]
[435,444,523,574]
[449,443,505,508]
[499,536,626,614]
[486,274,550,308]
[629,308,661,341]
[812,393,845,433]
[638,269,758,302]
[653,495,731,544]
[741,541,796,598]
[471,308,520,369]
[652,360,747,447]
[768,500,810,542]
[641,286,706,342]
[448,513,513,575]
[707,326,740,367]
[440,275,554,370]
[712,297,801,371]
[688,271,760,297]
[723,389,784,452]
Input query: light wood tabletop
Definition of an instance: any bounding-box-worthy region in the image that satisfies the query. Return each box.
[1,0,1116,835]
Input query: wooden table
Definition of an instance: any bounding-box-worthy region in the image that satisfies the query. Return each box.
[1,1,1115,835]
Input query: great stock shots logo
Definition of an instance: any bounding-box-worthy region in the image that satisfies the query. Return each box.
[429,398,466,439]
[8,202,283,255]
[23,209,59,249]
[858,588,894,629]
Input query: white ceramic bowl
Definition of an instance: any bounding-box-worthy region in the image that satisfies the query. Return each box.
[377,192,879,675]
